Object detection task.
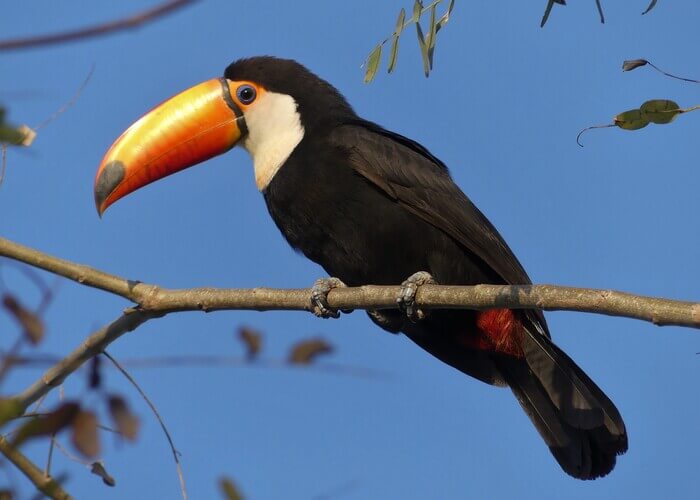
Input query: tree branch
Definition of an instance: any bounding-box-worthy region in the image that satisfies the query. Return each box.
[2,235,699,413]
[0,435,71,499]
[1,236,698,327]
[0,0,197,51]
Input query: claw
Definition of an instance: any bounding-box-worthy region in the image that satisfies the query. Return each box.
[311,277,347,318]
[397,271,436,322]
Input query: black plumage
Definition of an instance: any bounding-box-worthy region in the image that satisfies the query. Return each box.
[225,57,627,479]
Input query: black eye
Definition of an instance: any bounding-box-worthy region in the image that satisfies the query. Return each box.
[236,84,256,104]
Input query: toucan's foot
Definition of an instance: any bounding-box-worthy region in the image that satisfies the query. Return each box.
[311,277,347,318]
[397,271,436,322]
[367,309,404,333]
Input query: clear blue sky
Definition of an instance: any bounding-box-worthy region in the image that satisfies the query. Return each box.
[2,1,699,498]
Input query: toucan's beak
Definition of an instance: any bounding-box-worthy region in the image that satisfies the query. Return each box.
[94,78,247,216]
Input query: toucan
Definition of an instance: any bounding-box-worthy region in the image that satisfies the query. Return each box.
[94,56,627,479]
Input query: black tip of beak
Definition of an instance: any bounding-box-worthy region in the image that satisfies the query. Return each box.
[94,160,126,217]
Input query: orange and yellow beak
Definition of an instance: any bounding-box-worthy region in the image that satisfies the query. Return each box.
[94,78,248,215]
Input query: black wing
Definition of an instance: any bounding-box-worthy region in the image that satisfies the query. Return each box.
[331,121,531,285]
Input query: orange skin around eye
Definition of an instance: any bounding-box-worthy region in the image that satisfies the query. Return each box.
[226,80,266,112]
[95,78,266,215]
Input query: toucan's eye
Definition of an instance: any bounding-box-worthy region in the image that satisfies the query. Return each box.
[236,85,257,105]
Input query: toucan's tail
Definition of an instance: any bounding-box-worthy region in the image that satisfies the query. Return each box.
[495,326,628,479]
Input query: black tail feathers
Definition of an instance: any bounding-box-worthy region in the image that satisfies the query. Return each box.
[497,328,627,480]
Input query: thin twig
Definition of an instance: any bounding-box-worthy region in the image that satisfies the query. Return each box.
[0,435,71,499]
[45,435,56,476]
[0,0,197,51]
[33,65,95,132]
[102,351,187,500]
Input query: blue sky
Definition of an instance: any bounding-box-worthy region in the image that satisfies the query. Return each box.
[2,1,699,498]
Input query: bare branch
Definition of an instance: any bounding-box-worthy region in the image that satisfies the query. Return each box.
[1,237,698,329]
[0,0,197,51]
[0,435,71,499]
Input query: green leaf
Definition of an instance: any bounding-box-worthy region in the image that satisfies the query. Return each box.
[415,22,430,77]
[388,35,400,74]
[395,7,406,35]
[436,0,455,32]
[642,0,658,15]
[614,109,650,131]
[640,99,681,124]
[364,44,382,84]
[412,0,424,22]
[427,3,438,50]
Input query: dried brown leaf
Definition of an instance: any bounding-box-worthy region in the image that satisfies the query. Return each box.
[288,338,333,365]
[622,59,648,72]
[238,326,262,361]
[108,396,140,441]
[90,462,116,487]
[2,294,44,344]
[220,476,243,500]
[72,410,100,458]
[13,402,80,447]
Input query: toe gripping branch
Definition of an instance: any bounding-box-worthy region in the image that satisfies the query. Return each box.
[311,277,349,319]
[397,271,436,322]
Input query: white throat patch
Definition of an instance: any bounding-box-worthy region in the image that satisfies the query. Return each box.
[242,91,305,190]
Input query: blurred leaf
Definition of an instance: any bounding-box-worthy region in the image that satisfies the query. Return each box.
[72,410,100,458]
[614,109,649,130]
[90,462,116,487]
[642,0,657,15]
[88,355,101,390]
[0,124,35,146]
[364,44,382,84]
[640,99,681,124]
[0,490,12,500]
[415,22,430,77]
[108,396,139,441]
[238,326,262,361]
[289,338,333,365]
[387,35,400,74]
[395,7,406,35]
[13,402,80,447]
[220,477,243,500]
[412,0,423,22]
[436,0,455,32]
[622,59,648,71]
[2,294,44,344]
[0,398,23,427]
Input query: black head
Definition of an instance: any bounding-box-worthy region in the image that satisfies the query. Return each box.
[224,57,357,132]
